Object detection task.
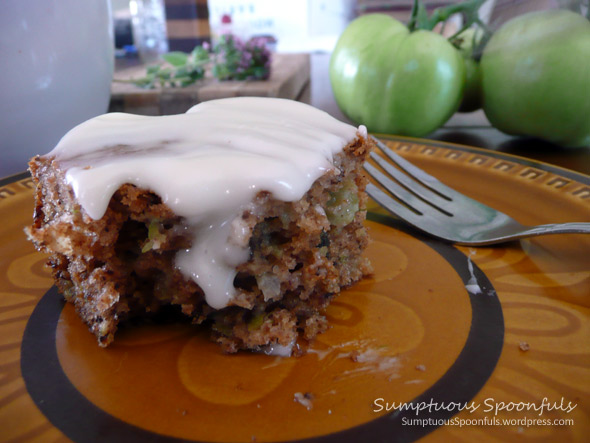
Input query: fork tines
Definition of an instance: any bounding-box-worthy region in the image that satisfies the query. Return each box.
[365,136,454,217]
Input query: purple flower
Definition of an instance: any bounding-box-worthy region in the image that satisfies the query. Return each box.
[211,33,271,81]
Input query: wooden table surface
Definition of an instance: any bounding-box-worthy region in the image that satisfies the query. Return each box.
[110,53,310,116]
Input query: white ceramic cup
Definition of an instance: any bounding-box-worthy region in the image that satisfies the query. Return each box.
[0,0,114,177]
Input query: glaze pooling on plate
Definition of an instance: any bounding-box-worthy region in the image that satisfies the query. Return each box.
[47,97,364,309]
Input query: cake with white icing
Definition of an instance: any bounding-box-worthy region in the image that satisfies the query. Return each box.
[26,97,373,354]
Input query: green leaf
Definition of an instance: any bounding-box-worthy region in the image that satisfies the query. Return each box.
[132,76,155,89]
[146,64,161,74]
[175,66,189,77]
[180,78,195,87]
[162,51,189,67]
[173,75,190,82]
[158,67,172,80]
[212,64,229,80]
[191,46,209,62]
[127,34,270,88]
[189,67,205,80]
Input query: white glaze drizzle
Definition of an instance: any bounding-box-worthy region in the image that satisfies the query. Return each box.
[48,97,362,309]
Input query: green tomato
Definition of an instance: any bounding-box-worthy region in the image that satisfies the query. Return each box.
[481,10,590,147]
[458,57,481,112]
[330,14,465,137]
[456,28,482,113]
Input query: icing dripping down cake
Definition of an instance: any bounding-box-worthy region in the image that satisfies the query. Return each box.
[26,97,373,354]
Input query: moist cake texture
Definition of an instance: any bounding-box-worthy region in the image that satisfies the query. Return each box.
[26,97,373,354]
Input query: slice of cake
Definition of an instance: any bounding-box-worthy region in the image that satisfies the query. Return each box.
[26,97,373,354]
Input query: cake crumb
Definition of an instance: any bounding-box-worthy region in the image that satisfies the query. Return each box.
[519,341,530,352]
[404,379,424,385]
[349,350,360,362]
[294,392,314,410]
[415,364,426,372]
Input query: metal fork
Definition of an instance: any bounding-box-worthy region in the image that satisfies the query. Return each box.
[364,137,590,245]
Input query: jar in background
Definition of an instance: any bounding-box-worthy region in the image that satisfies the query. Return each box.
[0,0,114,177]
[130,0,169,63]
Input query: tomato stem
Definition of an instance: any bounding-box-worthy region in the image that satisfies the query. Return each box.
[450,18,493,61]
[408,0,486,33]
[408,0,429,32]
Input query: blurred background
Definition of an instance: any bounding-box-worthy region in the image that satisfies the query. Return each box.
[109,0,586,117]
[111,0,584,56]
[1,0,588,177]
[109,0,590,177]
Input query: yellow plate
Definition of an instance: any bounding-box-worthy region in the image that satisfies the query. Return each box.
[1,136,589,442]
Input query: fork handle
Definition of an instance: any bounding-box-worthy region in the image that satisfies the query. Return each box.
[511,222,590,240]
[462,222,590,245]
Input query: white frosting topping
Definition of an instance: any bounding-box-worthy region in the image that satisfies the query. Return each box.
[48,97,361,309]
